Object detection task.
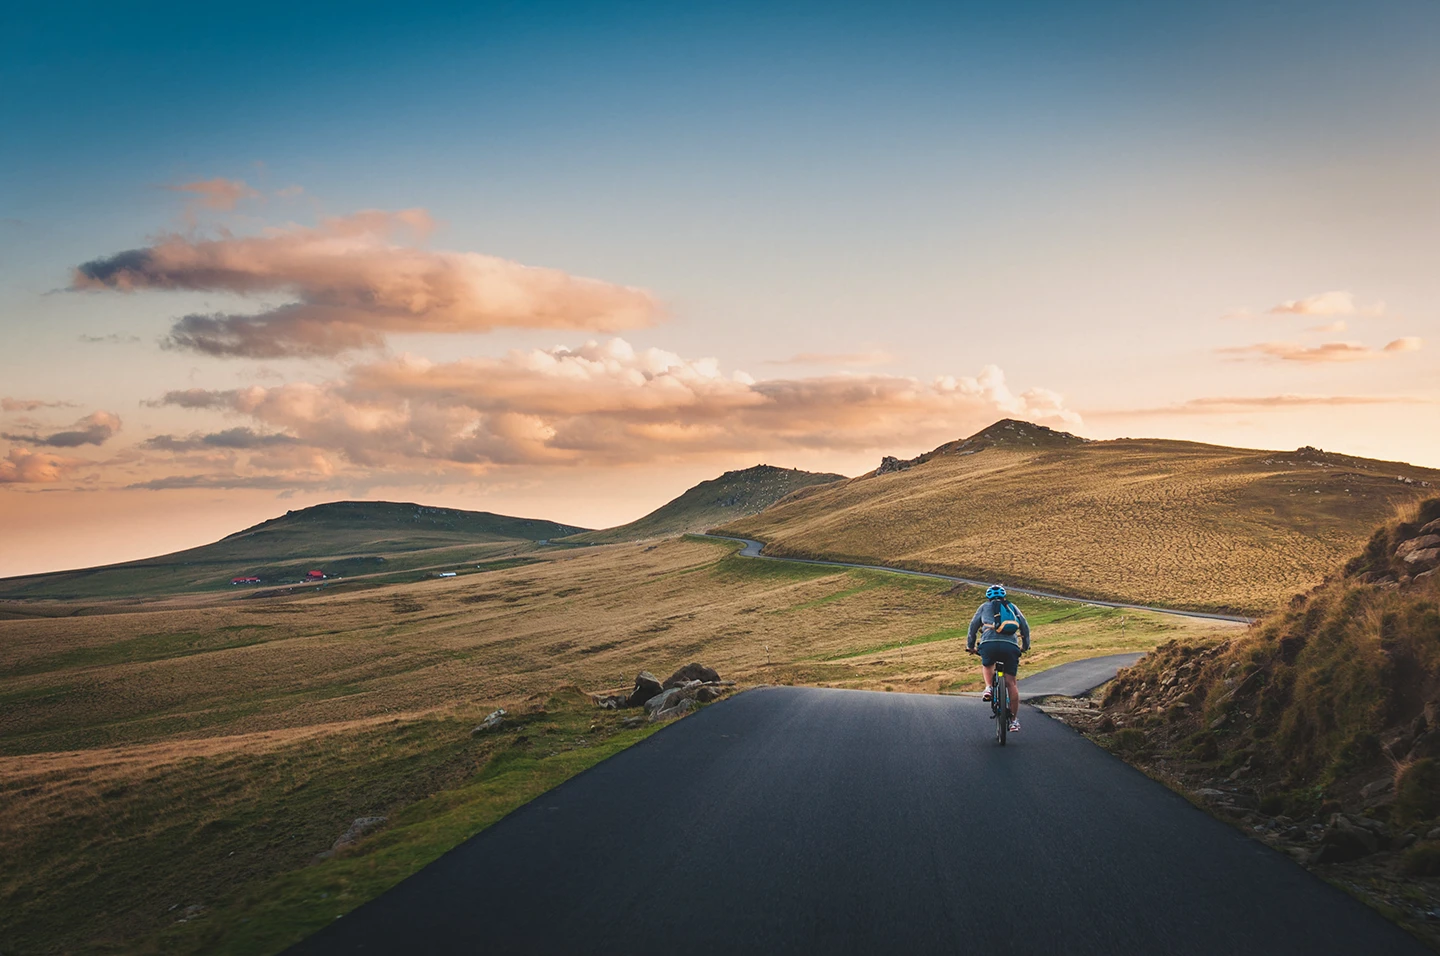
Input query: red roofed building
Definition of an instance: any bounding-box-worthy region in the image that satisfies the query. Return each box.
[306,570,326,579]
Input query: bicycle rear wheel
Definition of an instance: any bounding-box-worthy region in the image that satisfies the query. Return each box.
[995,673,1008,746]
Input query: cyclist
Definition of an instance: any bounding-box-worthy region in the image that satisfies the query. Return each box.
[966,584,1030,733]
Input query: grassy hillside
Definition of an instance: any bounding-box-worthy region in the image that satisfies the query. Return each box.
[1052,500,1440,944]
[719,420,1440,614]
[218,500,587,554]
[0,501,588,601]
[0,535,1233,955]
[561,464,844,544]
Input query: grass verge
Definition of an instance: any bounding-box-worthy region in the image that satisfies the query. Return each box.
[1,689,663,956]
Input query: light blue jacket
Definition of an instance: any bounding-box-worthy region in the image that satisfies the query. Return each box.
[966,599,1031,652]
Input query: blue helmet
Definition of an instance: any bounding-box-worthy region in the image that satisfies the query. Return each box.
[985,584,1007,600]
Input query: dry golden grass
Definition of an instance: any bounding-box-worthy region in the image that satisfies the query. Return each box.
[0,535,1237,954]
[719,437,1440,614]
[0,536,1237,755]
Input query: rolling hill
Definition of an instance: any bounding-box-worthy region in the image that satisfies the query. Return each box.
[0,501,589,601]
[718,420,1440,614]
[560,463,845,544]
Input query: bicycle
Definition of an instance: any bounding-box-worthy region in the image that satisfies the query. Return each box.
[969,647,1014,745]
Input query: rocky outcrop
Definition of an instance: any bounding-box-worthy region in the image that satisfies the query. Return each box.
[626,671,665,708]
[664,663,720,687]
[652,698,696,721]
[597,664,733,721]
[644,686,688,714]
[872,420,1087,477]
[1312,815,1383,864]
[1347,498,1440,582]
[1397,531,1440,569]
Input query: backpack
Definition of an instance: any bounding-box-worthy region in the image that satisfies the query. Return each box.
[990,598,1021,636]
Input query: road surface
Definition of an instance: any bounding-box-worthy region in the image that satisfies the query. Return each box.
[288,688,1423,955]
[698,533,1255,624]
[1016,652,1147,697]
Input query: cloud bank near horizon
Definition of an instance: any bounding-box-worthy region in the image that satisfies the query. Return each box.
[0,447,89,483]
[137,339,1078,487]
[1221,337,1423,363]
[1,411,121,448]
[1224,290,1387,321]
[71,210,662,358]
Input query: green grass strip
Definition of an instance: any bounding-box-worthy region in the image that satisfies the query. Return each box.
[157,723,663,956]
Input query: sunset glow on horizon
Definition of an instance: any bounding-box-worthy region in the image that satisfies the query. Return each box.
[4,0,1438,577]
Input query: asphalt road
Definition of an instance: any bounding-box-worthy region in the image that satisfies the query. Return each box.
[1016,652,1146,697]
[698,533,1255,624]
[289,688,1423,955]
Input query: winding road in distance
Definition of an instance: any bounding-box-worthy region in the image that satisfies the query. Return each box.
[290,687,1424,955]
[697,533,1256,624]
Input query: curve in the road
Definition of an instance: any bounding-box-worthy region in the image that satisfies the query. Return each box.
[1015,652,1146,697]
[697,533,1255,624]
[288,687,1423,955]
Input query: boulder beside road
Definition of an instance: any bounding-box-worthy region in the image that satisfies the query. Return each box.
[626,671,664,708]
[595,664,732,721]
[663,663,720,688]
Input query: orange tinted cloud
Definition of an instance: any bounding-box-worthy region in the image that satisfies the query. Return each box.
[1223,290,1385,321]
[151,339,1078,481]
[1,397,79,412]
[1267,290,1386,318]
[0,447,87,483]
[167,177,260,211]
[1,411,121,447]
[72,211,662,358]
[1220,338,1423,362]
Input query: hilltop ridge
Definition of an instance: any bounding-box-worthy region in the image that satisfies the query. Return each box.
[223,500,587,552]
[720,420,1440,613]
[877,419,1087,474]
[562,464,846,544]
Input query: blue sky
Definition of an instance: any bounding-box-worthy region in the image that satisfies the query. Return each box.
[2,0,1438,573]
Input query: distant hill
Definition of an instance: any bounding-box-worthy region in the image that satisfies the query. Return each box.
[718,421,1440,614]
[218,501,587,556]
[0,501,589,600]
[561,464,846,545]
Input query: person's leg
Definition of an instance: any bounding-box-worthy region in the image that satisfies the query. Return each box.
[1004,648,1021,723]
[981,662,995,695]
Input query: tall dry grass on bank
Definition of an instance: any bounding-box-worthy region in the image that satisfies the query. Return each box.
[1103,498,1440,814]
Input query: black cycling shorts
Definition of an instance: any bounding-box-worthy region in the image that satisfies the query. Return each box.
[980,643,1021,675]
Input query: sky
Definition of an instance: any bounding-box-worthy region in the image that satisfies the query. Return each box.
[2,0,1439,577]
